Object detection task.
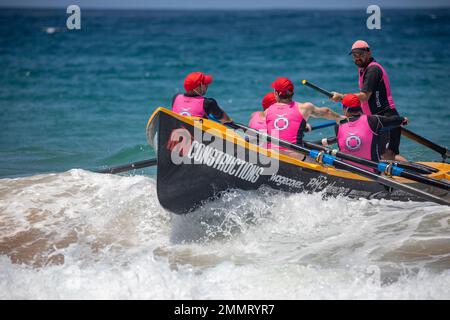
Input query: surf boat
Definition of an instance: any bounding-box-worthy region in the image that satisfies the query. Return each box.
[146,107,450,214]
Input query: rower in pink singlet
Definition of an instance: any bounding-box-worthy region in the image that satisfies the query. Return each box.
[334,94,408,172]
[266,77,344,161]
[171,71,232,124]
[248,92,277,132]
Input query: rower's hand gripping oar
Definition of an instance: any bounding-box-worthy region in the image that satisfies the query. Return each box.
[302,79,449,162]
[226,122,450,206]
[97,158,157,174]
[309,136,439,175]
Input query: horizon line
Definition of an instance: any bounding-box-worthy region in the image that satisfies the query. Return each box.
[1,5,450,11]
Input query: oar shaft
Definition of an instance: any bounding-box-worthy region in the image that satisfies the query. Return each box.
[379,125,448,159]
[308,137,436,174]
[311,121,336,131]
[229,122,449,205]
[400,169,449,190]
[401,127,449,159]
[302,79,449,160]
[302,80,333,98]
[304,141,449,191]
[97,158,157,174]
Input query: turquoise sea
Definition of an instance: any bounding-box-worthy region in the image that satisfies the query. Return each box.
[0,8,449,177]
[0,8,449,300]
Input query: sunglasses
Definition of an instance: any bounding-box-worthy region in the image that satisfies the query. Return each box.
[351,49,369,57]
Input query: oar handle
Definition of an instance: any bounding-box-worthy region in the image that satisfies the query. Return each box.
[302,80,333,98]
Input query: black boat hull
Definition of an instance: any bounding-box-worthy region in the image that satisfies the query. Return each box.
[147,108,450,214]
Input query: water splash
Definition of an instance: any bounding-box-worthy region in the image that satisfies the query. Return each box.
[0,170,449,299]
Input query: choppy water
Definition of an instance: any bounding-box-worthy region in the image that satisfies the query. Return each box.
[1,8,450,178]
[0,9,449,299]
[0,170,449,299]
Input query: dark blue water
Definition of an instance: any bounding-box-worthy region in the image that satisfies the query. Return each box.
[1,8,449,177]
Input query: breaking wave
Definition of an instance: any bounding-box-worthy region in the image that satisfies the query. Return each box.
[0,170,449,299]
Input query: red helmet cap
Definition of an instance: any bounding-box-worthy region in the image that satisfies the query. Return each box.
[342,94,361,109]
[261,92,277,110]
[184,72,213,91]
[271,77,294,95]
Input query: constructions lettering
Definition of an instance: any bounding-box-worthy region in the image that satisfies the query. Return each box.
[187,141,263,183]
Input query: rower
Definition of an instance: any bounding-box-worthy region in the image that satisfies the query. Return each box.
[266,77,344,160]
[331,94,408,171]
[172,71,232,124]
[248,92,277,132]
[330,40,406,161]
[246,92,276,146]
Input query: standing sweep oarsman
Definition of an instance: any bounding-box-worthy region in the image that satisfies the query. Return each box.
[330,40,407,161]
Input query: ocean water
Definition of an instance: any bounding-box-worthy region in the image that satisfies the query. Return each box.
[0,8,449,299]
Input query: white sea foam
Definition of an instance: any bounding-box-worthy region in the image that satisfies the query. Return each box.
[0,170,449,299]
[44,27,57,34]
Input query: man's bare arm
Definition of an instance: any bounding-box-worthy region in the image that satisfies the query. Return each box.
[300,102,344,123]
[355,91,371,102]
[310,105,344,122]
[330,91,371,103]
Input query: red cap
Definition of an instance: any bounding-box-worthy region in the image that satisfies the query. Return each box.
[261,92,277,110]
[271,77,294,95]
[184,72,213,91]
[342,94,361,109]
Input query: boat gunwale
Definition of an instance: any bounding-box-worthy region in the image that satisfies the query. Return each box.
[146,107,450,184]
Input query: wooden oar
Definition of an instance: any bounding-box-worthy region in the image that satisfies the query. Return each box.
[302,80,333,98]
[302,79,449,161]
[97,158,157,174]
[401,127,449,161]
[227,122,449,206]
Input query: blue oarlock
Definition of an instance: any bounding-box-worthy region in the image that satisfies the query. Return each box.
[322,154,336,165]
[377,162,404,176]
[309,150,335,165]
